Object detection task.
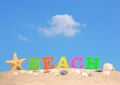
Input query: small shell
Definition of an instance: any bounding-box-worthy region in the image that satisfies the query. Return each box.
[81,72,88,76]
[19,70,26,73]
[75,69,81,74]
[51,69,58,73]
[39,69,44,73]
[13,72,19,75]
[33,72,39,75]
[28,71,33,74]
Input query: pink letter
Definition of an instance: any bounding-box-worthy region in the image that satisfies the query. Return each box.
[70,57,83,69]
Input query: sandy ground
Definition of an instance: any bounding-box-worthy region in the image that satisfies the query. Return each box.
[0,69,120,85]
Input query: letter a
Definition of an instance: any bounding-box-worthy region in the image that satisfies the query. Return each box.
[56,56,69,69]
[28,58,40,70]
[86,57,100,69]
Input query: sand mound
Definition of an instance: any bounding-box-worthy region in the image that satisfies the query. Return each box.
[0,69,120,85]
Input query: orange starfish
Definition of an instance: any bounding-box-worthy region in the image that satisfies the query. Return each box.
[6,53,26,71]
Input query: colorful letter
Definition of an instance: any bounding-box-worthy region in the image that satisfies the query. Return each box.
[42,56,54,70]
[56,56,69,69]
[70,57,83,69]
[28,58,40,70]
[86,57,100,69]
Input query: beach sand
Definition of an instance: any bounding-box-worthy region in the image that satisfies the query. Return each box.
[0,69,120,85]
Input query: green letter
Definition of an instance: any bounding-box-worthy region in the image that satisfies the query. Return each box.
[86,57,100,69]
[28,58,40,70]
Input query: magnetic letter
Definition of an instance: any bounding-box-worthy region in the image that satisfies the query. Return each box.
[28,58,40,70]
[70,57,83,69]
[42,56,54,70]
[86,57,100,69]
[56,56,69,69]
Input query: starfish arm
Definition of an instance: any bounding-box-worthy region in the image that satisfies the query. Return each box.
[6,60,14,65]
[19,58,26,64]
[13,53,19,61]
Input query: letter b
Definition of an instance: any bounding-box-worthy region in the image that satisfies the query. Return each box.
[28,58,40,70]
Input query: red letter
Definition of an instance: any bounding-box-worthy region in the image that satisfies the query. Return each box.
[42,56,54,70]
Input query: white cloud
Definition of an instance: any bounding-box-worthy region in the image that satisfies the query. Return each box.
[39,14,83,37]
[18,33,28,41]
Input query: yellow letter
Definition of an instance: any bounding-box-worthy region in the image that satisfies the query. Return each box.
[56,56,69,69]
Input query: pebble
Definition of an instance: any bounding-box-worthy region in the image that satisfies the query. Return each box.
[95,69,102,72]
[44,70,51,73]
[88,73,94,77]
[60,70,68,75]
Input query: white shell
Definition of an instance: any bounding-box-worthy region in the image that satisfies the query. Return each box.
[39,69,44,73]
[81,72,88,76]
[75,69,81,74]
[13,72,19,75]
[28,71,33,74]
[103,63,115,71]
[51,69,58,72]
[20,70,26,73]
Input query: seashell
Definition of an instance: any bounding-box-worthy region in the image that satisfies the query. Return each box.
[39,69,44,73]
[75,69,81,74]
[19,70,26,73]
[102,63,115,71]
[51,69,58,73]
[13,71,19,75]
[81,72,88,76]
[28,71,33,74]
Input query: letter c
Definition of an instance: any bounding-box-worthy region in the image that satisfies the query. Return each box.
[70,57,83,69]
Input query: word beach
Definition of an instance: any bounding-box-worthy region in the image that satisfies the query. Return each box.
[28,56,100,70]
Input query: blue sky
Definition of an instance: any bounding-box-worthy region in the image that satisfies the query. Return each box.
[0,0,120,71]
